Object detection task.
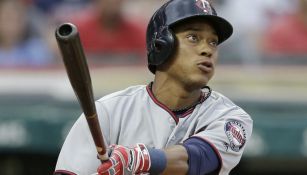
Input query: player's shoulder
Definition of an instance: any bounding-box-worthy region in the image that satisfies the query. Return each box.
[96,85,147,103]
[206,90,250,117]
[209,90,236,105]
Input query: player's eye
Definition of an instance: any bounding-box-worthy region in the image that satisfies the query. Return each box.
[209,40,218,47]
[186,34,199,43]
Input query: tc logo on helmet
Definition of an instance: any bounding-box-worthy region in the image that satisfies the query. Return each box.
[195,0,212,14]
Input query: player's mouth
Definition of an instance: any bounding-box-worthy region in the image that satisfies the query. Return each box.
[197,61,213,73]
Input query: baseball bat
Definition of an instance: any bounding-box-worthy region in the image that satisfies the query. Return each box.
[55,23,108,161]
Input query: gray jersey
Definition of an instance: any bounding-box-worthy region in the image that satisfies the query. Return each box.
[55,85,253,175]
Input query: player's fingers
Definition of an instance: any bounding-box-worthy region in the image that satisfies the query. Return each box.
[99,166,122,175]
[107,144,116,156]
[97,157,125,175]
[97,159,113,173]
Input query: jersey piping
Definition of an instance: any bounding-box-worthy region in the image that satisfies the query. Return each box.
[193,136,223,175]
[145,84,211,125]
[146,85,180,124]
[54,170,77,175]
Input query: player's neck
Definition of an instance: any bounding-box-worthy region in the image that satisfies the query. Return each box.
[151,80,202,111]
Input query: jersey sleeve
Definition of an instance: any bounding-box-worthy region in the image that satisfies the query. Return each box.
[192,113,253,175]
[54,102,111,175]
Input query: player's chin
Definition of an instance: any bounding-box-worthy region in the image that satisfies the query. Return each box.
[190,74,212,88]
[198,69,213,81]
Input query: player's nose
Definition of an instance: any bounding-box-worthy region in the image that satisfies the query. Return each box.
[199,43,213,58]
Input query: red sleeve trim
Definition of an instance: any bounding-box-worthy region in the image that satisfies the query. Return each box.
[54,170,77,175]
[191,136,223,174]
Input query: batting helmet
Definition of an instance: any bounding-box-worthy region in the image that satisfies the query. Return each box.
[146,0,233,74]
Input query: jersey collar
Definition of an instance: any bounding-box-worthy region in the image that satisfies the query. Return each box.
[146,82,212,124]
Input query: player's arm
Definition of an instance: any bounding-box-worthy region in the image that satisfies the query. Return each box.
[162,137,220,175]
[161,145,189,175]
[97,137,220,175]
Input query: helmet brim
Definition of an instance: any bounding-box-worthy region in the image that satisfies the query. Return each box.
[168,15,233,44]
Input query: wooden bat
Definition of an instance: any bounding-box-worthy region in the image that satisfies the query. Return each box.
[55,23,108,161]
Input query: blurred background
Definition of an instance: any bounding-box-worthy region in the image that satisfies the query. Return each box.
[0,0,307,174]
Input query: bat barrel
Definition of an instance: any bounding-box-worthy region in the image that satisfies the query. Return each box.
[55,23,96,116]
[56,23,78,41]
[58,23,74,36]
[55,23,108,161]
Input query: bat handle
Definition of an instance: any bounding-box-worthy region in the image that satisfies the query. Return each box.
[85,113,109,162]
[98,154,109,161]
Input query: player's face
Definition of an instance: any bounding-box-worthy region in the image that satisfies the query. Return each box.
[163,19,219,89]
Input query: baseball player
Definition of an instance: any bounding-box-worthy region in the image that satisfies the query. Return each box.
[54,0,253,175]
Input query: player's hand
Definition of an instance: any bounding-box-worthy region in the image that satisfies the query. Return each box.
[97,143,151,175]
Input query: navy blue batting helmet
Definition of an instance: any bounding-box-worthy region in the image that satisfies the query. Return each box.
[146,0,233,73]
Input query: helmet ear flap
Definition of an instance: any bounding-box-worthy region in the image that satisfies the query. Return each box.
[154,39,167,53]
[148,28,175,66]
